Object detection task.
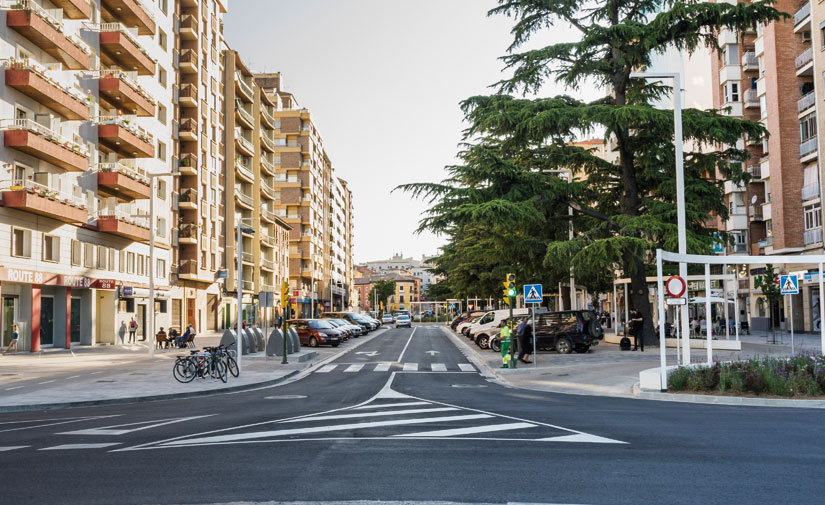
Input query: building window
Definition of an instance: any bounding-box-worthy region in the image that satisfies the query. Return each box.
[805,205,822,230]
[158,29,167,51]
[127,252,135,274]
[157,259,166,278]
[158,179,167,200]
[138,255,145,276]
[723,44,738,66]
[158,104,166,125]
[766,219,773,237]
[97,246,108,270]
[84,243,94,268]
[760,95,767,119]
[800,112,817,141]
[119,250,126,273]
[71,240,82,266]
[159,0,167,15]
[157,217,167,238]
[724,82,739,103]
[11,228,31,258]
[157,141,167,161]
[109,248,116,271]
[158,66,167,88]
[43,235,59,263]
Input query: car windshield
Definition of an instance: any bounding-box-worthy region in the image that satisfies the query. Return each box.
[335,320,350,326]
[397,315,410,320]
[308,320,333,329]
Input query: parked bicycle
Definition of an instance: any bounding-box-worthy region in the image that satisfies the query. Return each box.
[173,347,227,383]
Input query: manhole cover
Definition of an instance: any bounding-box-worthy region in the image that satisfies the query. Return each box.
[265,395,307,400]
[451,384,487,388]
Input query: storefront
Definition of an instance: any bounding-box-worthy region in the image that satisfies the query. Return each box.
[0,268,115,351]
[117,286,171,343]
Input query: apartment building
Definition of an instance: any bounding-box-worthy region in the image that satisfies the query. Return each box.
[0,0,176,350]
[327,176,352,311]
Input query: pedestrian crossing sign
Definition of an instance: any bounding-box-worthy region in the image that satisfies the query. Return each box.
[524,283,543,303]
[780,274,799,295]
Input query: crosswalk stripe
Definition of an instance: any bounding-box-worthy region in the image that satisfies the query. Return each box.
[397,422,536,438]
[374,363,391,372]
[430,363,446,372]
[0,446,28,452]
[315,365,337,373]
[403,363,418,371]
[284,407,458,423]
[344,364,364,373]
[458,364,476,372]
[353,401,429,410]
[163,414,493,446]
[40,443,121,450]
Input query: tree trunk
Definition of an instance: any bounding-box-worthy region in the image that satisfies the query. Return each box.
[624,251,655,346]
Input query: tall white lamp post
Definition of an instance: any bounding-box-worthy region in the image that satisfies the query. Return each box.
[148,172,179,357]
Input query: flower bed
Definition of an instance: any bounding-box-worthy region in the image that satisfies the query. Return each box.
[668,355,825,397]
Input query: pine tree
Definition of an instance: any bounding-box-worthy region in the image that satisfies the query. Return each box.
[401,1,784,344]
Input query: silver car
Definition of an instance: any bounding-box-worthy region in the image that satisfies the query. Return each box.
[395,314,411,328]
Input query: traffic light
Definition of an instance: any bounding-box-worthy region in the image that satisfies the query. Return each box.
[280,281,290,307]
[506,273,517,298]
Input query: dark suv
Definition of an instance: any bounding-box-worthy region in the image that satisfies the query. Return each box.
[531,310,603,354]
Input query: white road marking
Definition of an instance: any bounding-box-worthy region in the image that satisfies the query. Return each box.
[162,414,492,446]
[283,407,458,423]
[539,433,627,444]
[396,326,417,362]
[373,363,391,372]
[38,380,55,385]
[0,415,120,434]
[430,363,447,372]
[403,363,418,371]
[314,364,337,373]
[66,375,81,379]
[343,364,364,373]
[89,371,104,375]
[0,446,28,452]
[59,415,215,436]
[5,386,24,390]
[458,364,476,372]
[353,401,429,410]
[40,443,121,450]
[397,422,536,438]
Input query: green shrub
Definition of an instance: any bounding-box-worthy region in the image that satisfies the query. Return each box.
[668,367,691,390]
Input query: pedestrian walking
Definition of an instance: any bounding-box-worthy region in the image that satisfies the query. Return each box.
[517,316,533,364]
[3,324,19,354]
[128,317,137,343]
[631,310,644,351]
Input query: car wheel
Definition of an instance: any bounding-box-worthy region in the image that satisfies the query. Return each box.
[490,338,501,353]
[461,327,469,336]
[477,335,489,349]
[308,337,318,348]
[574,344,590,354]
[556,337,572,354]
[332,343,340,347]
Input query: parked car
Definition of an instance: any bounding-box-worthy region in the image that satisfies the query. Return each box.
[457,315,484,336]
[451,311,486,331]
[324,319,353,340]
[382,314,394,324]
[467,308,534,340]
[530,310,603,354]
[288,319,343,347]
[320,312,372,333]
[395,314,412,328]
[364,315,381,328]
[331,318,363,337]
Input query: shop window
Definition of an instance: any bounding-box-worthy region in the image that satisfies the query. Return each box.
[11,228,31,258]
[43,235,59,263]
[121,298,135,312]
[84,243,94,268]
[71,240,81,266]
[156,300,167,313]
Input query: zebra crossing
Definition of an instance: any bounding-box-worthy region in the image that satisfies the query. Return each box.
[313,362,477,374]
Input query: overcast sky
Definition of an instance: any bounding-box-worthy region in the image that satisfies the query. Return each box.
[224,0,576,264]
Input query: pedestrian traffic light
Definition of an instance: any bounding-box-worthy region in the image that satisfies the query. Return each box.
[506,273,517,298]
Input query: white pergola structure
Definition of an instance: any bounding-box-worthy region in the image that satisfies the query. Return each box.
[655,249,825,391]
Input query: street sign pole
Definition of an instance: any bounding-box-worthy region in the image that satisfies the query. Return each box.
[790,293,794,356]
[531,303,537,369]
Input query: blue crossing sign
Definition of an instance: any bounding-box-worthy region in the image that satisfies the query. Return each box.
[780,274,799,295]
[524,284,543,303]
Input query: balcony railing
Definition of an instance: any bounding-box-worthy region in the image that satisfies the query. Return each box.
[261,183,277,200]
[180,49,197,69]
[801,183,820,200]
[235,158,253,181]
[2,179,87,208]
[798,91,816,113]
[261,207,277,222]
[260,131,276,151]
[800,137,818,157]
[179,83,198,104]
[93,162,149,184]
[1,118,88,157]
[742,51,758,69]
[744,88,759,106]
[235,187,253,207]
[90,208,150,229]
[747,164,761,179]
[236,135,254,154]
[179,117,198,138]
[748,204,763,220]
[261,258,275,270]
[758,236,774,248]
[241,280,254,292]
[241,252,254,264]
[96,115,153,144]
[796,47,813,70]
[236,74,253,99]
[261,233,275,248]
[794,1,811,27]
[236,102,253,126]
[805,228,823,245]
[179,223,198,239]
[260,156,275,174]
[5,58,89,118]
[262,107,276,128]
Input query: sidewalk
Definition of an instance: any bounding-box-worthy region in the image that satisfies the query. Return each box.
[443,326,825,399]
[0,330,368,412]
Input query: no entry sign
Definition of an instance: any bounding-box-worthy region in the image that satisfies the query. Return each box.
[665,275,687,298]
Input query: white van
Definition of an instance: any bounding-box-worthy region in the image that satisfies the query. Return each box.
[468,308,532,339]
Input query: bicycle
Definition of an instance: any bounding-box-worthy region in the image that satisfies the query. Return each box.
[204,344,239,378]
[173,348,227,383]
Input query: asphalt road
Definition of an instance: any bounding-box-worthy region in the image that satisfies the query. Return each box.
[0,324,822,505]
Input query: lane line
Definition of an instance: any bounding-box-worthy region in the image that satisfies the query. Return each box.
[352,401,429,410]
[66,375,81,379]
[373,363,391,372]
[38,380,55,385]
[5,386,24,391]
[162,414,492,446]
[59,415,216,436]
[458,363,476,372]
[397,422,536,438]
[396,326,417,362]
[40,443,121,450]
[0,415,120,434]
[89,371,104,375]
[282,407,458,423]
[0,446,28,452]
[403,363,418,371]
[343,364,364,373]
[430,363,447,372]
[314,364,337,373]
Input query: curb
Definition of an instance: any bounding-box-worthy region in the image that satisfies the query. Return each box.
[0,327,390,414]
[439,326,502,381]
[632,383,825,409]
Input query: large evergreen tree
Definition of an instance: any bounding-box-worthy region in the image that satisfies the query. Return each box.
[401,1,784,343]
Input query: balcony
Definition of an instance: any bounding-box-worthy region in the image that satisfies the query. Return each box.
[177,259,200,280]
[747,164,762,180]
[805,228,823,246]
[236,135,254,156]
[261,258,275,271]
[94,163,151,201]
[179,118,198,141]
[758,236,774,249]
[235,102,254,128]
[235,74,254,102]
[178,223,198,244]
[241,252,254,265]
[800,137,818,159]
[101,0,155,35]
[235,187,253,209]
[742,51,758,71]
[261,207,276,223]
[802,183,821,201]
[97,70,155,117]
[7,5,91,71]
[798,91,816,114]
[51,0,92,19]
[260,156,275,176]
[241,280,254,293]
[180,49,198,73]
[748,204,764,221]
[93,210,150,242]
[1,119,89,172]
[261,182,277,201]
[796,47,813,75]
[794,1,811,29]
[179,189,198,210]
[261,107,276,129]
[178,152,197,175]
[0,180,87,223]
[5,59,89,120]
[179,83,198,108]
[99,23,156,75]
[743,88,759,108]
[260,131,276,152]
[235,158,254,183]
[261,233,276,248]
[97,116,154,157]
[179,13,198,40]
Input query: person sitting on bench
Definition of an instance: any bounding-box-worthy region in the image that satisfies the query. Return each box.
[176,325,193,348]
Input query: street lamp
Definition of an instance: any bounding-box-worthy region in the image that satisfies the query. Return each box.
[542,168,575,310]
[148,172,179,357]
[236,217,255,373]
[629,71,688,368]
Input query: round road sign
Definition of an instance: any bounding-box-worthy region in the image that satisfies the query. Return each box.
[665,275,687,298]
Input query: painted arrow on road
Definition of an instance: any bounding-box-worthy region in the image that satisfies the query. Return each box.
[425,350,440,356]
[356,351,379,357]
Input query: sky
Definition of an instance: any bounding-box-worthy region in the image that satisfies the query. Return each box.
[223,0,577,264]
